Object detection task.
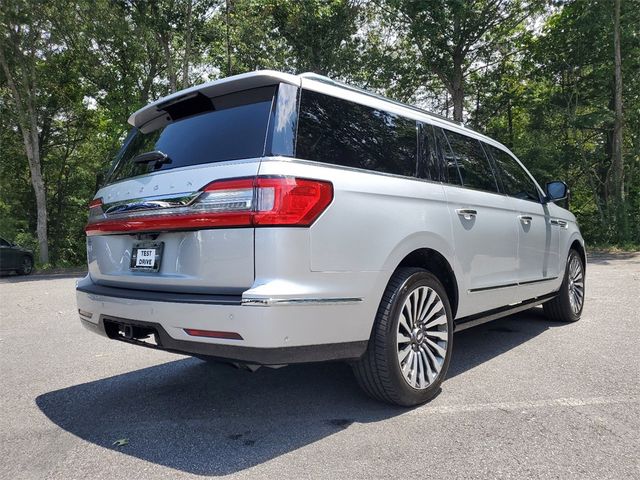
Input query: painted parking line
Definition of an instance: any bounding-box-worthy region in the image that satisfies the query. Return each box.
[409,394,640,415]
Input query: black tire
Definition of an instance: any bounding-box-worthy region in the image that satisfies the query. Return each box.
[543,249,585,322]
[352,267,454,406]
[20,256,33,275]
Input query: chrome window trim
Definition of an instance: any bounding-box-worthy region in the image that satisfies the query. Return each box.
[260,156,445,187]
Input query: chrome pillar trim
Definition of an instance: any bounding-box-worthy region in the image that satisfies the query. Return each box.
[241,297,363,306]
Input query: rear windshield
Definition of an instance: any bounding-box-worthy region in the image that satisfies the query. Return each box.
[106,86,275,184]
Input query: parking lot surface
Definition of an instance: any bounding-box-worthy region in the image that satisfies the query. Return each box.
[1,253,639,479]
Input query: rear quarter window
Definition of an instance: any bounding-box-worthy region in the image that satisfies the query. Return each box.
[106,86,275,184]
[296,90,418,177]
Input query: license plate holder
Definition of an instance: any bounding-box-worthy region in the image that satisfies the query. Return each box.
[130,241,164,272]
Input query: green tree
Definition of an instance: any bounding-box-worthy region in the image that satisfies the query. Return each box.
[0,0,54,262]
[376,0,541,122]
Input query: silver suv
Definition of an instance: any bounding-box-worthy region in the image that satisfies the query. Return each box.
[77,71,586,406]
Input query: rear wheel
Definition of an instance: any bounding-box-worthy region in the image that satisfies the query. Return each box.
[543,249,585,322]
[20,256,33,275]
[353,268,454,406]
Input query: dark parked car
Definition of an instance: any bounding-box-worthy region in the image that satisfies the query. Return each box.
[0,237,34,275]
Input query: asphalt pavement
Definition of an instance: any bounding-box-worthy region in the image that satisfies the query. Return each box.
[1,253,639,479]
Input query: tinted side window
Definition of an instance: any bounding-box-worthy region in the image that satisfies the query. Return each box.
[487,145,540,202]
[444,130,499,193]
[419,123,446,182]
[431,125,462,185]
[0,238,10,247]
[296,90,417,177]
[267,83,299,157]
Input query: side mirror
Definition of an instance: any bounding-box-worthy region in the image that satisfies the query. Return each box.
[545,181,569,203]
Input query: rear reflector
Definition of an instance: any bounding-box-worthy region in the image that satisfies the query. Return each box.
[86,176,333,235]
[184,328,244,340]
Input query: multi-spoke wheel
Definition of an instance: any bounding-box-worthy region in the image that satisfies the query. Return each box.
[567,254,584,315]
[353,267,453,406]
[544,249,585,322]
[20,256,33,275]
[396,286,448,390]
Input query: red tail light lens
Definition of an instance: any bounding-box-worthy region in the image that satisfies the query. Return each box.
[252,177,333,226]
[85,177,333,235]
[88,197,103,216]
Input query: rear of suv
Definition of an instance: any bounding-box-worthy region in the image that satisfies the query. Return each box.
[77,71,586,406]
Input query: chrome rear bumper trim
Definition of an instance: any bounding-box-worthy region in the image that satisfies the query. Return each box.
[242,297,363,306]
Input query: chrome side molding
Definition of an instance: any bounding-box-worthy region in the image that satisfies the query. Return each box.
[242,297,363,306]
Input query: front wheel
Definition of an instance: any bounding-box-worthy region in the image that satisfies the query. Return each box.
[20,256,33,275]
[543,249,585,322]
[352,268,454,406]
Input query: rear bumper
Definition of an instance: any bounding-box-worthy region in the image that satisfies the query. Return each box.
[81,316,366,364]
[76,277,370,365]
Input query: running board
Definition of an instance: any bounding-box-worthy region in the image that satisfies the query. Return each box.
[454,292,557,332]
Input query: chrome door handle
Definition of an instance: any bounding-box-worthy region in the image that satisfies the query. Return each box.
[550,219,568,228]
[456,209,477,220]
[518,215,533,224]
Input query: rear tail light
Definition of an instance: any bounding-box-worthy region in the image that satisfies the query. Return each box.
[85,177,333,235]
[88,197,103,216]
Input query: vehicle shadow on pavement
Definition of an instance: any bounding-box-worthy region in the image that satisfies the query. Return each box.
[36,307,563,476]
[448,307,564,379]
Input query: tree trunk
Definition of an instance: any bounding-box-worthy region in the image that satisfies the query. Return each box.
[182,0,193,89]
[158,31,177,93]
[507,98,514,148]
[451,59,465,122]
[611,0,627,240]
[225,0,232,76]
[26,113,50,264]
[0,48,49,264]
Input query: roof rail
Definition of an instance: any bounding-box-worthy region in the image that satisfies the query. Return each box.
[299,72,464,127]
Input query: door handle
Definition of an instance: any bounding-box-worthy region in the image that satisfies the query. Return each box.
[550,219,568,228]
[456,209,477,220]
[518,215,533,224]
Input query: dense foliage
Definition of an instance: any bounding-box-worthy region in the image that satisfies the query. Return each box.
[1,0,638,266]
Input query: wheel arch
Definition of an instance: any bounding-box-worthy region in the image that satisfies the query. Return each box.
[395,248,459,318]
[569,238,586,272]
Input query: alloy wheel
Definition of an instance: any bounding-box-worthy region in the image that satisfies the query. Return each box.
[396,286,449,390]
[568,255,584,314]
[22,257,33,274]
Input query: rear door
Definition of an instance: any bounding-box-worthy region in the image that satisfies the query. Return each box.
[486,145,560,298]
[86,85,278,293]
[437,127,519,315]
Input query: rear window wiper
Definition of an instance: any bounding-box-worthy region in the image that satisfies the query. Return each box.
[132,150,172,166]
